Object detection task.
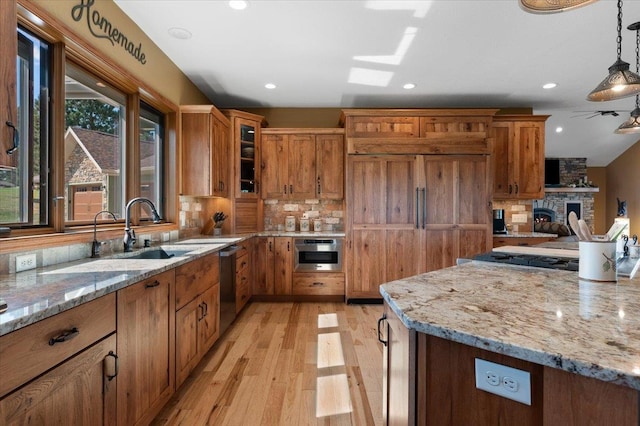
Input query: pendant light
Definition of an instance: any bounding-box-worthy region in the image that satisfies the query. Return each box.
[588,0,640,102]
[616,21,640,133]
[519,0,598,14]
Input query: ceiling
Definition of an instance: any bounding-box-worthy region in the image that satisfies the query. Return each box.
[114,0,640,167]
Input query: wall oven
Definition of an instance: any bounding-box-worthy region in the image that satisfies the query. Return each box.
[294,238,343,272]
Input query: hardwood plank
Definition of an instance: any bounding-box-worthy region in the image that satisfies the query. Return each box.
[153,302,383,425]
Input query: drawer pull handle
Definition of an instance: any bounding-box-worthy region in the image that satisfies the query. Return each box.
[377,315,387,346]
[104,351,119,381]
[202,301,208,317]
[49,327,79,346]
[145,280,160,288]
[312,282,324,286]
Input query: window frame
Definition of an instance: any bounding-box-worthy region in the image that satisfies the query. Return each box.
[5,3,178,243]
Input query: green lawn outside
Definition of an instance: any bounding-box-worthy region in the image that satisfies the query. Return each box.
[0,186,20,223]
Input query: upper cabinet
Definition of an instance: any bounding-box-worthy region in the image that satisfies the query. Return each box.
[491,115,548,200]
[261,128,344,200]
[223,110,265,199]
[0,0,17,169]
[180,105,230,197]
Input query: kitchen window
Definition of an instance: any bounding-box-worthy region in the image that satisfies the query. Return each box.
[64,63,126,223]
[0,27,52,228]
[138,102,164,220]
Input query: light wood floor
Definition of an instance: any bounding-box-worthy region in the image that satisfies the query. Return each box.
[152,302,384,425]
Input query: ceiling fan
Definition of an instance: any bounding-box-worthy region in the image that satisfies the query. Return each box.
[571,110,623,119]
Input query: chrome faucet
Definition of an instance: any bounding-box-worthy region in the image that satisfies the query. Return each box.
[91,210,118,258]
[124,197,162,252]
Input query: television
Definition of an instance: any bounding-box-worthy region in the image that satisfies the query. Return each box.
[545,159,561,187]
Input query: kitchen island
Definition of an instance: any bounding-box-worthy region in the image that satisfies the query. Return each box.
[380,261,640,425]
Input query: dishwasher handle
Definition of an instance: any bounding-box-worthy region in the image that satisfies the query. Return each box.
[219,245,240,257]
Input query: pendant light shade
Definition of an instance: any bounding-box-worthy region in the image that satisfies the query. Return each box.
[520,0,598,14]
[588,59,640,101]
[615,21,640,133]
[615,104,640,133]
[587,0,640,101]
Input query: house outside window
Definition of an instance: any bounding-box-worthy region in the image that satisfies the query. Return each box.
[64,63,126,222]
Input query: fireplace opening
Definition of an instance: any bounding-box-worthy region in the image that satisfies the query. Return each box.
[534,208,556,223]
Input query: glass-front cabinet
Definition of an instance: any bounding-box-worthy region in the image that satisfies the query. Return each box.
[225,110,264,199]
[239,120,257,195]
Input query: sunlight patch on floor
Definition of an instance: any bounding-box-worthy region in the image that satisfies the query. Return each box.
[318,312,339,328]
[317,332,345,369]
[316,374,353,417]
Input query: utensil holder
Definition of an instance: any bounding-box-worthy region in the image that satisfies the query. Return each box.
[213,228,222,236]
[579,241,617,282]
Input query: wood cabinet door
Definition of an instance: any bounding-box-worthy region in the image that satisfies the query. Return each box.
[288,134,316,199]
[0,334,117,425]
[420,155,491,272]
[316,134,344,199]
[117,270,174,426]
[347,229,386,299]
[181,113,211,196]
[383,303,416,426]
[274,237,293,295]
[175,297,199,388]
[199,283,220,355]
[490,120,513,198]
[261,134,288,199]
[348,156,417,226]
[253,237,275,295]
[0,0,17,169]
[513,121,544,199]
[211,115,230,197]
[234,116,261,198]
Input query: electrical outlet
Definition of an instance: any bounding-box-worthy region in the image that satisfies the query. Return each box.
[512,213,528,223]
[475,358,531,405]
[162,232,170,242]
[16,253,37,272]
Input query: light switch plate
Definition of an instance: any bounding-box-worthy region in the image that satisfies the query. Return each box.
[475,358,531,405]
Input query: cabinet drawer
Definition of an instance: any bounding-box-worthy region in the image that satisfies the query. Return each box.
[234,240,250,258]
[236,252,249,273]
[0,293,116,398]
[236,274,251,313]
[176,253,219,309]
[293,273,345,296]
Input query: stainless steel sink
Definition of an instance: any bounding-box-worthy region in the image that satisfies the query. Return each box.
[123,248,192,260]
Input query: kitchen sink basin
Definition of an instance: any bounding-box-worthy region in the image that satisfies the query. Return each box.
[124,248,192,260]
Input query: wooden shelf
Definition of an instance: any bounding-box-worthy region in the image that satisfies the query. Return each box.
[544,187,599,193]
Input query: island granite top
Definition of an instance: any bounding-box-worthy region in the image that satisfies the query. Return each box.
[380,261,640,391]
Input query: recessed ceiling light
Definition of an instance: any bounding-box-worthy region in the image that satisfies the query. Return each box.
[543,83,557,89]
[168,27,192,40]
[265,83,276,89]
[403,83,416,89]
[229,1,248,10]
[555,126,563,133]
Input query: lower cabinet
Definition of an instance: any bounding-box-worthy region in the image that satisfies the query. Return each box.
[253,236,292,296]
[235,238,252,313]
[0,334,118,425]
[175,252,220,388]
[175,283,220,387]
[381,301,640,426]
[117,270,175,426]
[0,293,117,425]
[292,272,345,296]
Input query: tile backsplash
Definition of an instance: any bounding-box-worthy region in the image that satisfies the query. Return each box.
[263,199,344,232]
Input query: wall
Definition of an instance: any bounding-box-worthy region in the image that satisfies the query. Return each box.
[606,140,640,236]
[245,108,343,128]
[28,0,209,106]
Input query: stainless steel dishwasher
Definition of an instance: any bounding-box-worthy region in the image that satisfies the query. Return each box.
[219,245,239,335]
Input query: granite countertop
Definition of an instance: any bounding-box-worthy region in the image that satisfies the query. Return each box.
[380,261,640,390]
[493,232,557,238]
[0,236,254,336]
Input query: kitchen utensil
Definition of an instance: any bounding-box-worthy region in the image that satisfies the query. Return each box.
[568,212,584,240]
[606,221,629,241]
[578,219,592,241]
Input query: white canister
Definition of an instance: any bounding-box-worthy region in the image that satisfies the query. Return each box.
[300,218,310,232]
[285,216,296,232]
[313,219,322,232]
[578,240,617,282]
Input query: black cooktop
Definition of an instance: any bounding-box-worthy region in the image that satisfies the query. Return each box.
[474,251,579,272]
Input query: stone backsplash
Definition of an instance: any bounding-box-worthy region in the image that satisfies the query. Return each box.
[263,199,344,232]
